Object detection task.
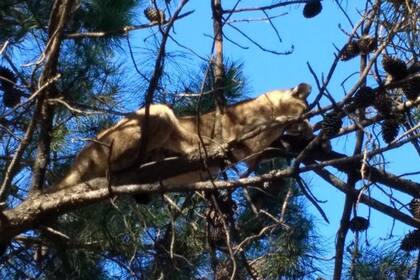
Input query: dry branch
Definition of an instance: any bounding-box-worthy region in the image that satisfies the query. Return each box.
[64,10,194,39]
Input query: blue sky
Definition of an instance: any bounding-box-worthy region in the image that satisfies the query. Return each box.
[1,0,417,277]
[115,0,420,276]
[129,0,420,262]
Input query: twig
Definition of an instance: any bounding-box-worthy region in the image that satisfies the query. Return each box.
[0,41,9,54]
[227,22,293,55]
[279,186,291,223]
[0,108,40,201]
[223,1,306,14]
[64,10,195,39]
[313,167,420,228]
[163,194,183,214]
[106,140,114,196]
[48,97,101,115]
[296,177,330,224]
[394,122,420,143]
[3,74,61,118]
[225,13,287,24]
[234,223,285,254]
[223,33,250,50]
[262,10,282,43]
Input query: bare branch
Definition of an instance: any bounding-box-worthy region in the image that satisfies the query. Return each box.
[223,1,307,14]
[64,10,195,39]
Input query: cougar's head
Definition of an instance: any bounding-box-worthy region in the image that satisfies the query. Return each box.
[264,83,311,116]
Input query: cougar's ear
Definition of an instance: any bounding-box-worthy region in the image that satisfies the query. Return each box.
[291,83,311,99]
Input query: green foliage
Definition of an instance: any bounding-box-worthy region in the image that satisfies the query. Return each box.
[239,190,320,279]
[73,0,137,33]
[174,60,249,116]
[345,242,417,280]
[136,196,209,279]
[234,158,321,279]
[1,2,322,279]
[0,1,136,276]
[0,0,48,43]
[45,248,110,280]
[262,219,318,279]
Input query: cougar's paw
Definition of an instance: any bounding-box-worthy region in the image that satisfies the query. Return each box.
[274,116,289,123]
[197,136,227,158]
[187,140,227,160]
[206,142,228,158]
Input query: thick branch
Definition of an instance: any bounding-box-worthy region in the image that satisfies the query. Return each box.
[31,0,75,193]
[0,163,295,244]
[211,0,226,143]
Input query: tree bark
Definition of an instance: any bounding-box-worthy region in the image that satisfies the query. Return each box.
[31,0,75,193]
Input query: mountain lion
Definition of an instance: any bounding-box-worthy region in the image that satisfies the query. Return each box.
[56,83,313,190]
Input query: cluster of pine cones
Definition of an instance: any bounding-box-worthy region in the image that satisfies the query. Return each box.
[341,36,378,60]
[382,56,420,101]
[346,56,419,144]
[378,56,418,144]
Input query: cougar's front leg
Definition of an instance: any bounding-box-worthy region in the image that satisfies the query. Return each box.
[170,127,226,160]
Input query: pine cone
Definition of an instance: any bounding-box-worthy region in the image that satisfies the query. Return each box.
[373,90,393,117]
[321,111,343,138]
[401,76,420,101]
[400,62,420,101]
[341,41,360,61]
[407,61,420,74]
[144,7,165,24]
[381,117,400,144]
[0,66,17,89]
[0,117,7,126]
[219,194,236,217]
[382,55,408,80]
[357,36,377,55]
[409,198,420,219]
[303,0,322,18]
[400,230,420,252]
[2,87,21,108]
[353,86,375,108]
[349,216,369,232]
[207,207,225,247]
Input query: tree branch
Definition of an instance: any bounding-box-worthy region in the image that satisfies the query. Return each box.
[313,167,420,228]
[64,10,194,39]
[30,0,75,194]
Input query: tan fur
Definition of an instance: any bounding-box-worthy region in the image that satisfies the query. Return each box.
[55,83,313,189]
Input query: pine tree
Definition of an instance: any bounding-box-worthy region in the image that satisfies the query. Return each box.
[1,1,419,279]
